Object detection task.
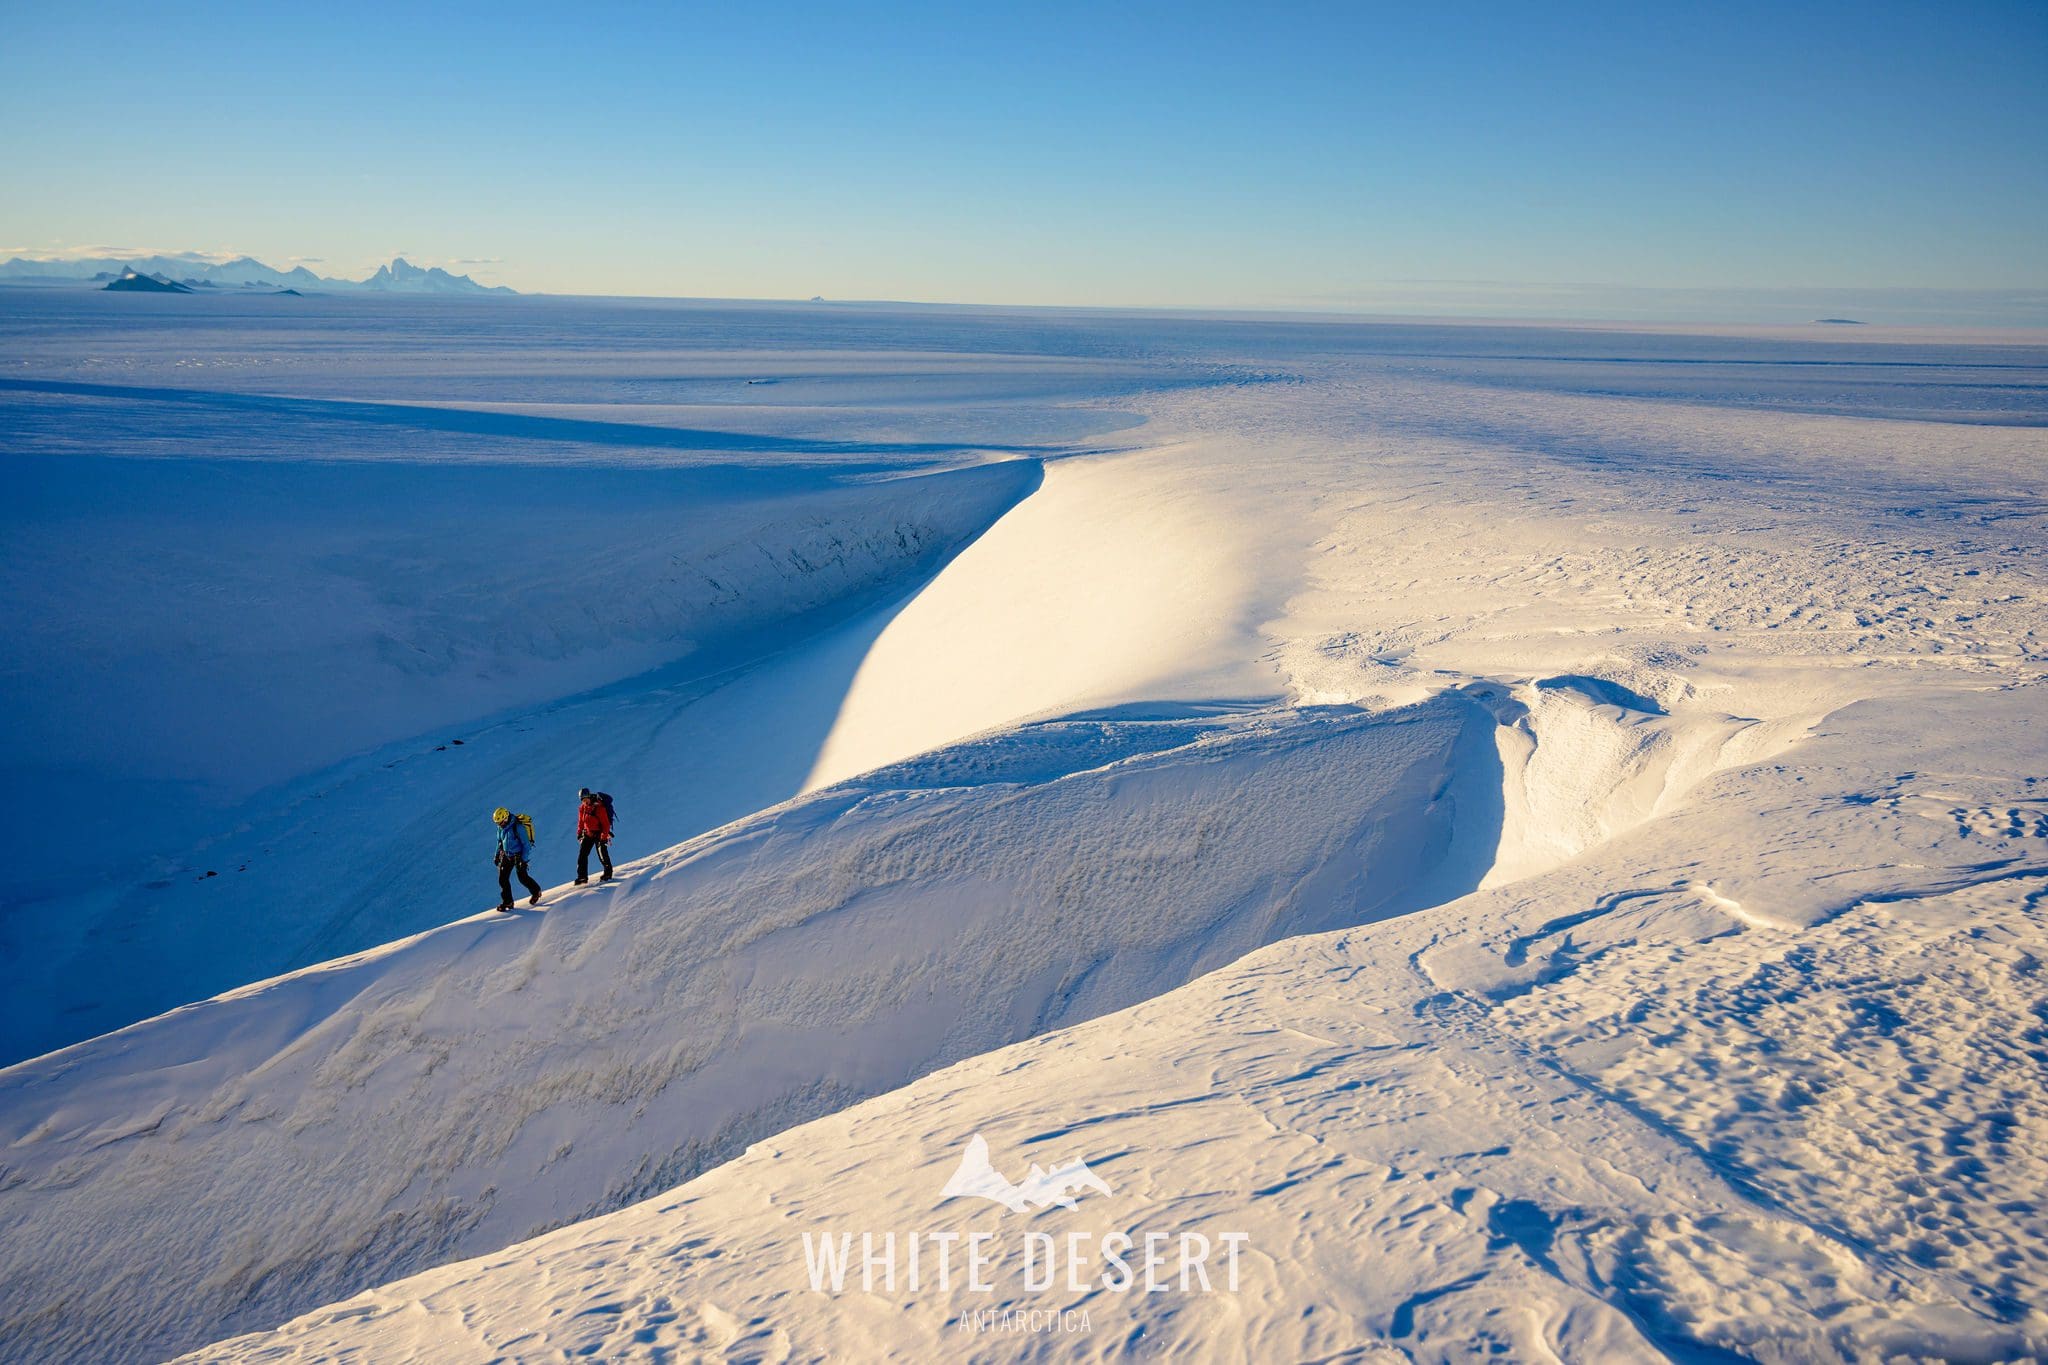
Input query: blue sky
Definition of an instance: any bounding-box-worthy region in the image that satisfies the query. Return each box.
[3,1,2043,317]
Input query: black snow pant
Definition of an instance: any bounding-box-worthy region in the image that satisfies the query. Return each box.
[498,855,542,907]
[578,836,614,881]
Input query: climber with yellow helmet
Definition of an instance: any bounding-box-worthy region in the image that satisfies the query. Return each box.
[491,807,543,912]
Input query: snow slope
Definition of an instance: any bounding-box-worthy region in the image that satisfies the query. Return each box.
[2,296,2044,1362]
[210,689,2048,1364]
[802,441,1288,791]
[0,691,1517,1364]
[0,452,1049,1061]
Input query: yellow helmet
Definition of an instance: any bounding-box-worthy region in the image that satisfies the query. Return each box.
[492,807,510,823]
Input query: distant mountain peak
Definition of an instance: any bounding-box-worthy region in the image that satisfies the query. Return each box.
[359,256,511,295]
[103,268,194,293]
[0,251,516,295]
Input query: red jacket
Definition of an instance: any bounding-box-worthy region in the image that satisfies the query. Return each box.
[577,800,612,840]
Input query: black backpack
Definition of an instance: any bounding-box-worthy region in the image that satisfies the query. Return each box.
[590,790,617,828]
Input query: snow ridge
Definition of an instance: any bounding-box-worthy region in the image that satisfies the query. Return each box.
[0,457,1041,1062]
[0,694,1500,1364]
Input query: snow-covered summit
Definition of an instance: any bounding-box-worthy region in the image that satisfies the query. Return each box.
[359,256,514,294]
[102,266,192,292]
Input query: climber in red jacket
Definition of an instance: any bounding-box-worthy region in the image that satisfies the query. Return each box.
[575,787,615,885]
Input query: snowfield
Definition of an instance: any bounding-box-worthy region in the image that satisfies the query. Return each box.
[0,291,2043,1362]
[191,719,2048,1362]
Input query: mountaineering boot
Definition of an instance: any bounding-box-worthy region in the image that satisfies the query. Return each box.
[529,890,543,906]
[574,877,588,885]
[600,873,615,882]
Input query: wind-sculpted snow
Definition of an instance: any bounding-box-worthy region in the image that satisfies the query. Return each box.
[0,695,1509,1364]
[3,295,2045,1362]
[184,314,2047,1362]
[197,692,2048,1365]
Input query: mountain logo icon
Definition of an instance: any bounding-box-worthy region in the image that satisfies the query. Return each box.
[939,1133,1113,1212]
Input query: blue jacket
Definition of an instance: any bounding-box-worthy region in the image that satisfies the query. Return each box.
[497,818,532,862]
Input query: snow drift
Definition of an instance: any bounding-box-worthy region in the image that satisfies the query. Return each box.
[0,659,1775,1365]
[0,690,1516,1363]
[194,688,2048,1365]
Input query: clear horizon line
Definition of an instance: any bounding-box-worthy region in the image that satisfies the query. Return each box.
[446,286,2048,334]
[5,252,2046,331]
